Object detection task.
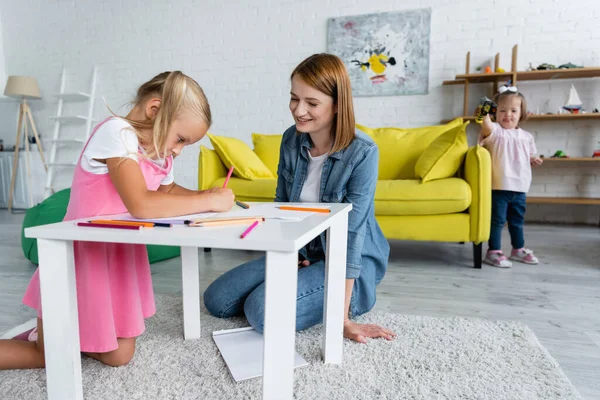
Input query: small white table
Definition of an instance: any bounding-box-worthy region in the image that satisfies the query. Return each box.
[24,203,352,400]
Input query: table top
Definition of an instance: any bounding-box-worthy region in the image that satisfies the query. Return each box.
[24,203,352,252]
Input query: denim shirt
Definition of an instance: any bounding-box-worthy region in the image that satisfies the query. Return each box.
[275,125,390,316]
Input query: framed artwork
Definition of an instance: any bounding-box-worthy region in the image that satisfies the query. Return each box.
[327,8,431,97]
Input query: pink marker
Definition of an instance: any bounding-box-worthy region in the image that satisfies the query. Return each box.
[240,220,260,239]
[223,165,234,188]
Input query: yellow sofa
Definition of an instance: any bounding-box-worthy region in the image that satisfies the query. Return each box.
[198,119,491,268]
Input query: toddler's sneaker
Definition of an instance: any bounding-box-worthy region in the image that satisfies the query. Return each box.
[483,250,512,268]
[510,248,539,264]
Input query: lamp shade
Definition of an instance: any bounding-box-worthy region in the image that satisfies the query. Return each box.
[4,76,41,99]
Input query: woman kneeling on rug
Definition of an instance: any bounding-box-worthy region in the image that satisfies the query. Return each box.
[204,53,395,343]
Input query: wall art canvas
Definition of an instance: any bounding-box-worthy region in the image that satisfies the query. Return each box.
[327,9,431,96]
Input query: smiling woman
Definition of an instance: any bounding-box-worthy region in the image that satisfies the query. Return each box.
[204,53,396,345]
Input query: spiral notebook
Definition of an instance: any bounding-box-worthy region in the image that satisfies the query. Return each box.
[212,327,309,383]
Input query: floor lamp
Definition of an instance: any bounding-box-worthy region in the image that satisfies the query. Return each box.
[4,76,47,211]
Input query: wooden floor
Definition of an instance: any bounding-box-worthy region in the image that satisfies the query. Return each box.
[1,210,599,399]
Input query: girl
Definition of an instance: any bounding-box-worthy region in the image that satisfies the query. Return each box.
[0,71,234,369]
[479,85,543,268]
[204,54,396,343]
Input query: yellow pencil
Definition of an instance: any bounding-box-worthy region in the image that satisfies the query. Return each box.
[278,206,330,213]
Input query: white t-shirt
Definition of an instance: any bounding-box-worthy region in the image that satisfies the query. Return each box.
[82,118,174,186]
[479,122,536,193]
[299,152,327,203]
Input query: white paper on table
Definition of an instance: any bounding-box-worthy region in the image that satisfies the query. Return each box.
[212,327,309,383]
[118,203,326,222]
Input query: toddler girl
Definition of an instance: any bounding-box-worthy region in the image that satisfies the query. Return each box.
[479,85,543,268]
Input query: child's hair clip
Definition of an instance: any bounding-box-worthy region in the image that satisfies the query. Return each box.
[498,85,518,94]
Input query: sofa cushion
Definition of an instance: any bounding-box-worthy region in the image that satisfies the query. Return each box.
[414,122,469,183]
[211,177,277,201]
[374,178,471,216]
[356,118,463,180]
[208,134,274,180]
[252,133,283,177]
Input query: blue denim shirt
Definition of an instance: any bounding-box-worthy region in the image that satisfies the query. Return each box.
[275,125,390,316]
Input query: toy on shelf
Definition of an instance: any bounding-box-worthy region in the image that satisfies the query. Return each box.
[558,63,583,69]
[551,150,570,158]
[563,84,583,114]
[475,97,497,123]
[593,142,600,158]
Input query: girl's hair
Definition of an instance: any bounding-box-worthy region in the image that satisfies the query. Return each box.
[119,71,212,159]
[493,91,528,122]
[290,53,355,154]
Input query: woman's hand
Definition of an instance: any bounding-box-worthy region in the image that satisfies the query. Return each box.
[343,320,396,344]
[205,187,234,212]
[298,254,311,268]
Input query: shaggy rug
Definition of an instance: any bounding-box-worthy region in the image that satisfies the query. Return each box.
[0,295,581,399]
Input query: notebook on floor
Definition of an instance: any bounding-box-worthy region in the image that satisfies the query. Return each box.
[212,327,309,383]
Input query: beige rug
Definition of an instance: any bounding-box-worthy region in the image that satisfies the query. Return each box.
[0,294,581,399]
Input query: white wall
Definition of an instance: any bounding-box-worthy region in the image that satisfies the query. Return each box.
[0,0,599,223]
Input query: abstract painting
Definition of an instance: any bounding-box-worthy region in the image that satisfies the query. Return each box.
[327,9,431,97]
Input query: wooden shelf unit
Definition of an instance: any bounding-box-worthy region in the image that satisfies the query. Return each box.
[443,45,600,219]
[442,113,600,124]
[527,197,600,205]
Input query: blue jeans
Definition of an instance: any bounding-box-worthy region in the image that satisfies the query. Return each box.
[203,256,328,334]
[489,190,526,251]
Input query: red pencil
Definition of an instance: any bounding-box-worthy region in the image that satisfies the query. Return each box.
[223,166,234,188]
[77,222,142,230]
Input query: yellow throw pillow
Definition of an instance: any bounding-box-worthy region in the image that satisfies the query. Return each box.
[207,134,274,180]
[357,118,463,180]
[252,133,283,176]
[414,121,469,183]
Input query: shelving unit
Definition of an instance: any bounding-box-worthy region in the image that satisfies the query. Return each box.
[44,67,97,199]
[442,45,600,209]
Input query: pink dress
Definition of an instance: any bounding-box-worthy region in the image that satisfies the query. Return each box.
[23,117,173,353]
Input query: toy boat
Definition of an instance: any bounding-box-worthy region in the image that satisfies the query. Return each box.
[563,84,583,113]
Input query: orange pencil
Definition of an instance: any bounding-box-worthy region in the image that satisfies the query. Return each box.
[90,220,155,228]
[277,206,330,213]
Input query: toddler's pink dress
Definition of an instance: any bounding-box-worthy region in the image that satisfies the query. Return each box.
[23,117,172,353]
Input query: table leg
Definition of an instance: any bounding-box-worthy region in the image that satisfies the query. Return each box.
[181,246,201,340]
[37,239,82,400]
[262,250,298,400]
[323,212,348,364]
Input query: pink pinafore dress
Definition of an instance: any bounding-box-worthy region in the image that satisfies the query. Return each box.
[23,117,173,353]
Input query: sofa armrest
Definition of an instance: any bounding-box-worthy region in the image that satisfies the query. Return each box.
[198,146,227,190]
[464,145,491,244]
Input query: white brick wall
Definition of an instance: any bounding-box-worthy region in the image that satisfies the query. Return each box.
[0,0,599,224]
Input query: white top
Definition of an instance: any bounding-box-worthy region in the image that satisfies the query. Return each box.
[480,122,537,193]
[299,152,327,203]
[82,118,174,185]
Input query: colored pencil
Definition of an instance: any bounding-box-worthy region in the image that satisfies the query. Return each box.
[223,166,235,188]
[277,206,331,213]
[125,219,187,225]
[77,222,142,230]
[236,200,250,209]
[240,220,260,238]
[90,220,155,228]
[190,217,264,227]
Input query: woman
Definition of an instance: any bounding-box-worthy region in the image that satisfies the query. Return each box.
[204,53,395,343]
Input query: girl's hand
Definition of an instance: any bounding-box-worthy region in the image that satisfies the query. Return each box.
[205,187,234,212]
[531,156,543,166]
[343,320,396,344]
